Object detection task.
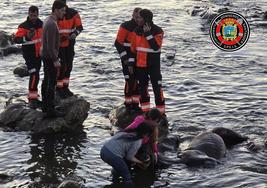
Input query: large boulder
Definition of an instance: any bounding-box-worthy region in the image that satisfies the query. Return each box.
[13,64,29,77]
[0,95,90,134]
[0,31,21,56]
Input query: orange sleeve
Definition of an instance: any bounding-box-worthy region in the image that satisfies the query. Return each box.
[15,27,28,38]
[116,26,128,46]
[74,13,82,27]
[154,31,164,48]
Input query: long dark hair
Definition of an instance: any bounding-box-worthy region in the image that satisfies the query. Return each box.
[123,122,153,139]
[145,108,161,122]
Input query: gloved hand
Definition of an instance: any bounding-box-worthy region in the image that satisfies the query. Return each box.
[143,23,151,33]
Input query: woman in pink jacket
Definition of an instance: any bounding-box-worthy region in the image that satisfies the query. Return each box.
[125,108,162,164]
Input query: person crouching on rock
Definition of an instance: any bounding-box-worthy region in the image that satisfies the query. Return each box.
[125,108,161,165]
[100,122,153,186]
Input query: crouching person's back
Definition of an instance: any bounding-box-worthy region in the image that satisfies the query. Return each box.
[100,122,153,187]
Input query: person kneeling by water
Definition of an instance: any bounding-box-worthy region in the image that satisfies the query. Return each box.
[125,108,162,165]
[100,123,153,186]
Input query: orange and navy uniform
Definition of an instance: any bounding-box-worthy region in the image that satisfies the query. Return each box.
[57,6,83,89]
[14,17,43,100]
[130,24,165,114]
[114,19,139,108]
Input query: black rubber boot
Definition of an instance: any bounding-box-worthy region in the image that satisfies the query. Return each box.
[56,88,67,99]
[63,87,74,97]
[28,99,42,109]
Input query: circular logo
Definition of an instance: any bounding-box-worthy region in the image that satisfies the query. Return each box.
[210,11,250,51]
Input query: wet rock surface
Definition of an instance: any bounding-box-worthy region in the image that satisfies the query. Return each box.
[57,180,83,188]
[13,64,29,77]
[0,30,21,56]
[0,95,90,134]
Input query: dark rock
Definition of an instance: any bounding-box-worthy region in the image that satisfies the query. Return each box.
[218,7,229,13]
[57,180,83,188]
[0,30,21,56]
[13,65,29,77]
[0,173,13,184]
[109,104,140,129]
[166,53,175,60]
[0,95,90,134]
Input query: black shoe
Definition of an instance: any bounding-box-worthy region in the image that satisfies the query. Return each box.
[44,108,65,118]
[28,99,42,109]
[64,88,74,97]
[56,88,67,99]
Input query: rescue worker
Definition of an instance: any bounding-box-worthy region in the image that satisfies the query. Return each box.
[114,8,141,112]
[130,9,165,114]
[41,0,66,117]
[14,6,43,109]
[56,0,83,98]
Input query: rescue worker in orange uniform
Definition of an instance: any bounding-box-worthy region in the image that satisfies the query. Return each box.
[14,6,43,109]
[114,8,141,112]
[130,9,165,114]
[56,0,83,98]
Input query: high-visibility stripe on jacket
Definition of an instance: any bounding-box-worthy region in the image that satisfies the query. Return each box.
[114,19,137,62]
[14,17,43,58]
[58,7,83,47]
[130,24,164,68]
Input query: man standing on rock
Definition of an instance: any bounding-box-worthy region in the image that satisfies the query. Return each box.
[41,0,66,117]
[56,0,83,98]
[14,6,43,109]
[130,9,166,115]
[114,8,141,112]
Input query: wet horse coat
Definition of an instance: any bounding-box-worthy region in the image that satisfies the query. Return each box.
[181,127,248,167]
